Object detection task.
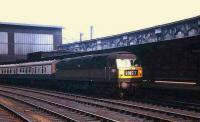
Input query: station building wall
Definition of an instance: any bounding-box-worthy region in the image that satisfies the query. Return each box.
[0,23,62,63]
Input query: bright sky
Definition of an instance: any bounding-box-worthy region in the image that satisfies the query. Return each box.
[0,0,200,43]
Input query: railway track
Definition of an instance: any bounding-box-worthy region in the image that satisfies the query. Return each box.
[0,95,71,122]
[0,85,200,121]
[132,97,200,112]
[0,86,141,122]
[0,102,30,122]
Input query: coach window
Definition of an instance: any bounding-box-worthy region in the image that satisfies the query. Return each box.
[41,67,44,74]
[28,67,31,73]
[22,68,24,73]
[44,67,46,73]
[34,67,37,74]
[25,68,27,74]
[30,67,32,73]
[38,67,40,73]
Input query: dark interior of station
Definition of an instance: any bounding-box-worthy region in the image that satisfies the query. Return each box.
[128,36,200,82]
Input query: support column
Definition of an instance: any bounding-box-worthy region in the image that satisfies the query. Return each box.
[8,32,14,56]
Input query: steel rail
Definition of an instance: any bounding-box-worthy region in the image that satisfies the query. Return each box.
[0,103,32,122]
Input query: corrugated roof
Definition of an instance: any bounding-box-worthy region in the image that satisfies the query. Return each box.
[0,22,64,29]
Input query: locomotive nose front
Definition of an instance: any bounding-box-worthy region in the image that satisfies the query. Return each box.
[118,67,143,89]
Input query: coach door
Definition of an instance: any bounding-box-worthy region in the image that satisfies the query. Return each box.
[105,67,111,81]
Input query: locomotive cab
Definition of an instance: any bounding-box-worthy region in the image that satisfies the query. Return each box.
[114,55,143,89]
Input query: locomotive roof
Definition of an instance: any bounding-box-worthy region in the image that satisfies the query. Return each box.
[61,51,136,61]
[88,51,137,59]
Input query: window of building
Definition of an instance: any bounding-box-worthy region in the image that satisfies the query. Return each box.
[14,33,54,55]
[0,32,8,54]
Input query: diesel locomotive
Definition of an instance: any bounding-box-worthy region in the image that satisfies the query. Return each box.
[0,51,143,95]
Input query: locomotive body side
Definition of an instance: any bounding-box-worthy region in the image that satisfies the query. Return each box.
[55,52,143,92]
